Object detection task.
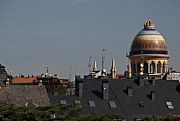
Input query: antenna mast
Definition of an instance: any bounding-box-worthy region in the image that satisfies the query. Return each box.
[44,67,49,74]
[102,48,108,76]
[69,66,72,82]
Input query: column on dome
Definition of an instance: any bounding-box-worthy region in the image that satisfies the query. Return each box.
[155,61,158,74]
[137,62,141,74]
[160,61,163,74]
[144,61,148,74]
[147,61,151,74]
[135,63,138,74]
[131,62,135,74]
[165,63,168,73]
[150,61,156,74]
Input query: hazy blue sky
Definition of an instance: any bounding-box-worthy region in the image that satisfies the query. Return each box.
[0,0,180,78]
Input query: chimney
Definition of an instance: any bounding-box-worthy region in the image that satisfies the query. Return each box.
[127,86,133,96]
[75,75,81,80]
[75,76,83,98]
[77,80,83,98]
[151,91,155,101]
[139,78,144,87]
[102,80,109,100]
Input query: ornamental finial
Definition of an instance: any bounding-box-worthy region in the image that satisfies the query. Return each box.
[144,18,155,29]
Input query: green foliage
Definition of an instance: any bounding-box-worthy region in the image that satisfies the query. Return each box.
[0,104,122,121]
[144,115,180,121]
[48,86,67,95]
[74,114,121,121]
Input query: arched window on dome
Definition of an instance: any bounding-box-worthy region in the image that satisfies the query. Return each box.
[137,62,141,74]
[144,62,148,74]
[150,61,155,74]
[157,61,162,73]
[132,63,136,74]
[163,62,166,73]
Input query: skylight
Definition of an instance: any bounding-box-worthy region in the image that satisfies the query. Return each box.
[166,101,174,109]
[88,101,96,107]
[74,100,81,104]
[59,100,67,105]
[74,100,82,107]
[109,101,117,108]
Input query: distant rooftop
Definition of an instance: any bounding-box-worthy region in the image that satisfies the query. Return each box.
[0,85,50,107]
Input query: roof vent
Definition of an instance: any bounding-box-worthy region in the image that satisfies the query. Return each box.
[139,101,144,107]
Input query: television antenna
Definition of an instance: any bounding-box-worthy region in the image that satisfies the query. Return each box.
[44,66,50,75]
[102,48,108,76]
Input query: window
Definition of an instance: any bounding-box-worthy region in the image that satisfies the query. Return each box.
[166,101,174,109]
[74,100,82,107]
[59,100,67,105]
[150,61,155,74]
[74,100,81,104]
[163,62,166,73]
[109,101,116,109]
[88,101,96,107]
[144,62,148,73]
[157,61,162,73]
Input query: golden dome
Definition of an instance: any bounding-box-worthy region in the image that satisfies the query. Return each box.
[130,19,168,56]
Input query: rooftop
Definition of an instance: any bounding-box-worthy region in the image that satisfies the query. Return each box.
[0,85,50,107]
[49,78,180,120]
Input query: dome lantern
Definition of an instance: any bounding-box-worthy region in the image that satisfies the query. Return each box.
[144,18,155,30]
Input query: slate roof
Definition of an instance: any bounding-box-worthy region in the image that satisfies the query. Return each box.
[0,85,50,107]
[49,78,180,120]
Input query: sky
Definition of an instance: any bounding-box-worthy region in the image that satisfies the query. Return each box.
[0,0,180,78]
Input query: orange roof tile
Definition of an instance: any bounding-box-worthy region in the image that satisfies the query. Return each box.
[12,77,37,84]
